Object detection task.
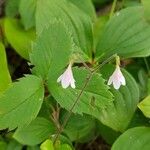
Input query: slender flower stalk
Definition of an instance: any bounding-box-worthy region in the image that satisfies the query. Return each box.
[107,56,126,90]
[57,63,75,89]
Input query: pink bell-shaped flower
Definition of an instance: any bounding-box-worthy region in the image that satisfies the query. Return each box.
[57,63,75,89]
[107,65,126,90]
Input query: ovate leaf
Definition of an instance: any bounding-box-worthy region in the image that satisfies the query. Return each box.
[112,127,150,150]
[99,65,140,131]
[36,0,93,57]
[96,6,150,60]
[142,0,150,22]
[19,0,36,30]
[48,67,113,118]
[0,42,11,93]
[68,0,96,21]
[61,113,96,142]
[40,139,54,150]
[30,20,74,79]
[138,95,150,118]
[13,117,56,146]
[0,75,44,130]
[4,18,36,59]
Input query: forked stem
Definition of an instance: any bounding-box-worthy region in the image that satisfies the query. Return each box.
[53,54,117,144]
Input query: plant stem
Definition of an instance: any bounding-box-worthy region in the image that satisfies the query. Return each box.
[109,0,118,18]
[53,54,116,144]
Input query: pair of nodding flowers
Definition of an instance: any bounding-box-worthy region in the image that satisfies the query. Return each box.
[57,56,126,90]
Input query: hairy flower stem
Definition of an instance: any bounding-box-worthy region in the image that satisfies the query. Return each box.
[53,54,117,144]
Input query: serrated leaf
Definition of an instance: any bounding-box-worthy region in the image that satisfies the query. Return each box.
[0,42,11,93]
[36,0,93,57]
[96,6,150,60]
[48,67,113,118]
[61,113,96,142]
[19,0,36,30]
[30,20,74,79]
[68,0,96,21]
[112,127,150,150]
[13,117,56,146]
[0,75,44,130]
[99,65,140,131]
[4,18,36,59]
[138,95,150,118]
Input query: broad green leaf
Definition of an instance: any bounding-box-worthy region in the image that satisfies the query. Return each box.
[36,0,93,57]
[96,6,150,60]
[97,121,120,145]
[99,65,139,131]
[112,127,150,150]
[5,0,20,17]
[138,95,150,118]
[48,67,113,117]
[68,0,96,21]
[94,15,109,49]
[142,0,150,22]
[4,18,36,59]
[30,20,74,79]
[40,139,54,150]
[61,113,96,142]
[19,0,36,30]
[13,117,56,146]
[0,42,11,93]
[0,75,44,130]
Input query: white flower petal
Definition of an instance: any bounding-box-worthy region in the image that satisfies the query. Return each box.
[57,63,76,89]
[107,65,126,90]
[71,80,75,89]
[57,75,63,83]
[113,79,121,90]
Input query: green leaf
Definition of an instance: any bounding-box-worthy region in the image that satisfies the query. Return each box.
[40,139,54,150]
[97,121,120,145]
[61,113,96,142]
[0,75,44,130]
[56,144,72,150]
[68,0,96,21]
[0,141,7,150]
[4,18,36,59]
[5,0,20,17]
[7,140,23,150]
[19,0,36,30]
[138,95,150,118]
[48,67,113,117]
[99,65,140,131]
[30,20,74,79]
[142,0,150,22]
[13,117,56,146]
[0,42,11,93]
[112,127,150,150]
[96,6,150,60]
[36,0,93,57]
